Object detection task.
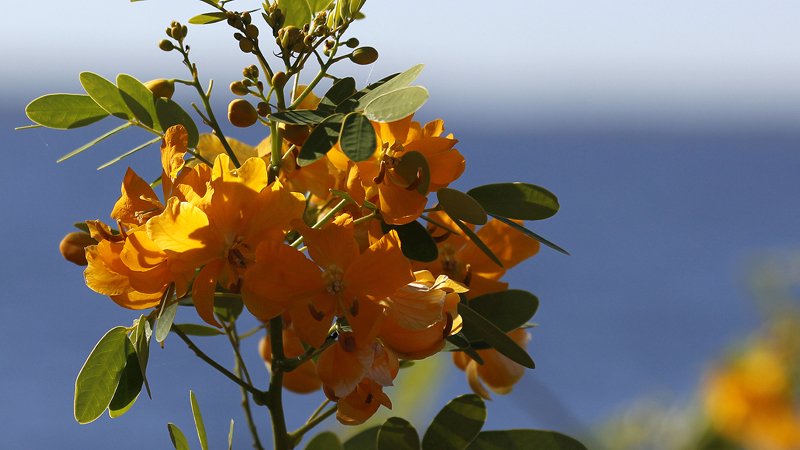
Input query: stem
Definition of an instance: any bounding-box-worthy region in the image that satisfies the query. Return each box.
[307,399,330,422]
[287,405,338,445]
[290,198,350,248]
[239,323,267,340]
[230,322,264,450]
[171,325,267,402]
[267,317,290,450]
[268,120,282,184]
[220,318,253,385]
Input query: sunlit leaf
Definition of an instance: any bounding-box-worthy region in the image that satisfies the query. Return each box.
[464,430,588,450]
[421,394,486,450]
[488,214,570,255]
[26,94,109,129]
[108,337,143,418]
[117,74,159,129]
[74,327,129,424]
[174,323,225,336]
[457,303,535,369]
[378,417,420,450]
[381,220,438,263]
[306,431,344,450]
[298,113,343,166]
[131,314,152,398]
[343,425,380,450]
[467,183,559,221]
[363,86,429,123]
[80,72,134,120]
[168,423,191,450]
[277,0,334,28]
[189,12,227,24]
[451,218,502,268]
[437,188,487,225]
[156,285,178,343]
[269,109,330,125]
[56,123,132,163]
[339,112,377,162]
[190,391,209,450]
[354,64,424,111]
[465,290,539,334]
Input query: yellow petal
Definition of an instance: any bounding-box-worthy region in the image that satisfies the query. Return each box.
[192,259,225,328]
[147,197,223,265]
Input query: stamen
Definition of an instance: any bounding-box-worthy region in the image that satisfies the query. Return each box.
[349,297,359,317]
[373,160,387,184]
[463,263,472,287]
[405,168,423,191]
[433,231,452,243]
[365,393,373,404]
[229,276,243,294]
[442,312,454,339]
[308,301,325,321]
[227,248,248,269]
[339,332,356,353]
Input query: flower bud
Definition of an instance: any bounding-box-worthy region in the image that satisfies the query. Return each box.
[239,39,254,53]
[158,39,175,51]
[60,232,97,266]
[144,79,175,99]
[165,27,173,38]
[346,37,359,48]
[242,11,252,25]
[230,81,249,96]
[279,123,310,147]
[272,71,287,89]
[245,24,259,39]
[257,102,271,117]
[350,47,378,65]
[278,26,301,49]
[228,99,258,127]
[171,26,183,41]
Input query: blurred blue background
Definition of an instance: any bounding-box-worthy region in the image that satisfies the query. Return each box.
[1,0,799,448]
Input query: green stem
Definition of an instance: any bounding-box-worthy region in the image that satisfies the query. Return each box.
[220,318,253,385]
[290,198,350,248]
[230,323,264,450]
[307,399,330,422]
[267,317,290,450]
[287,405,338,445]
[239,323,267,340]
[268,120,282,184]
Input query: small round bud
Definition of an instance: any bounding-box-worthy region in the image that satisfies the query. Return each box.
[230,81,249,96]
[60,232,97,266]
[272,71,287,89]
[233,18,244,29]
[242,78,254,87]
[242,11,252,25]
[234,32,244,41]
[165,27,173,38]
[171,26,183,41]
[257,102,271,117]
[158,39,175,51]
[181,25,188,38]
[350,46,378,65]
[245,24,259,39]
[279,123,310,147]
[303,35,314,47]
[228,99,258,127]
[249,65,259,78]
[346,37,359,48]
[257,81,264,92]
[239,39,254,53]
[144,79,175,99]
[278,26,301,49]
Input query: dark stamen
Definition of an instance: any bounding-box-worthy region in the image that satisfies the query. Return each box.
[405,168,423,191]
[442,312,454,339]
[227,248,248,269]
[229,276,243,294]
[463,263,472,287]
[373,160,387,184]
[339,333,356,353]
[308,301,325,321]
[349,297,359,317]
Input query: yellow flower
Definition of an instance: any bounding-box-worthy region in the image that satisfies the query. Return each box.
[452,328,531,400]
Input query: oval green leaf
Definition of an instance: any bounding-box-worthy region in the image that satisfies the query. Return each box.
[422,394,486,450]
[26,94,109,129]
[457,303,535,369]
[298,113,344,166]
[168,423,191,450]
[214,293,245,323]
[156,98,200,147]
[378,417,420,450]
[306,431,344,450]
[382,220,438,263]
[466,290,539,334]
[451,218,502,268]
[467,183,559,221]
[394,150,430,196]
[319,77,356,112]
[355,64,424,111]
[74,326,129,424]
[132,314,152,398]
[444,331,485,365]
[437,188,487,225]
[156,300,178,343]
[270,109,330,125]
[340,112,377,162]
[108,337,143,418]
[174,323,225,336]
[343,425,380,450]
[189,12,227,24]
[190,391,209,450]
[80,72,134,120]
[465,430,588,450]
[488,213,570,255]
[277,0,333,28]
[364,86,429,123]
[117,74,159,129]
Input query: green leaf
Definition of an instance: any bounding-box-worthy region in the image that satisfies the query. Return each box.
[74,327,129,424]
[80,72,135,120]
[336,73,398,114]
[190,391,209,450]
[488,214,570,255]
[56,122,133,163]
[117,74,159,129]
[464,430,588,450]
[363,86,429,123]
[97,136,162,170]
[393,150,430,196]
[298,113,344,166]
[26,94,109,129]
[466,290,539,334]
[189,12,227,24]
[156,287,178,343]
[378,417,420,450]
[355,64,424,111]
[451,218,503,268]
[457,303,535,369]
[339,112,377,162]
[155,98,200,147]
[319,77,356,112]
[444,332,485,365]
[131,315,152,399]
[306,431,344,450]
[228,420,234,450]
[168,423,191,450]
[343,425,380,450]
[269,109,330,125]
[73,222,90,233]
[422,394,486,450]
[467,183,559,221]
[174,323,225,336]
[398,360,416,369]
[214,293,244,323]
[437,188,487,225]
[277,0,334,28]
[382,220,438,263]
[108,337,143,418]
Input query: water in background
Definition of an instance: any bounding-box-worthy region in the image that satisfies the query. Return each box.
[2,103,798,447]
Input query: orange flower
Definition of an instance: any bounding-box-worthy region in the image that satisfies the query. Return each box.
[453,328,531,400]
[243,213,414,348]
[415,212,540,299]
[146,154,305,327]
[258,324,321,394]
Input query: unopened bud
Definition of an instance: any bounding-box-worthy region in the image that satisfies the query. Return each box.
[278,26,301,49]
[257,102,271,117]
[272,71,287,89]
[245,24,259,39]
[60,232,97,266]
[239,39,253,53]
[171,26,183,41]
[144,79,175,99]
[165,27,173,38]
[242,11,252,25]
[230,81,249,96]
[345,37,359,48]
[228,99,258,127]
[158,39,175,51]
[350,46,378,65]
